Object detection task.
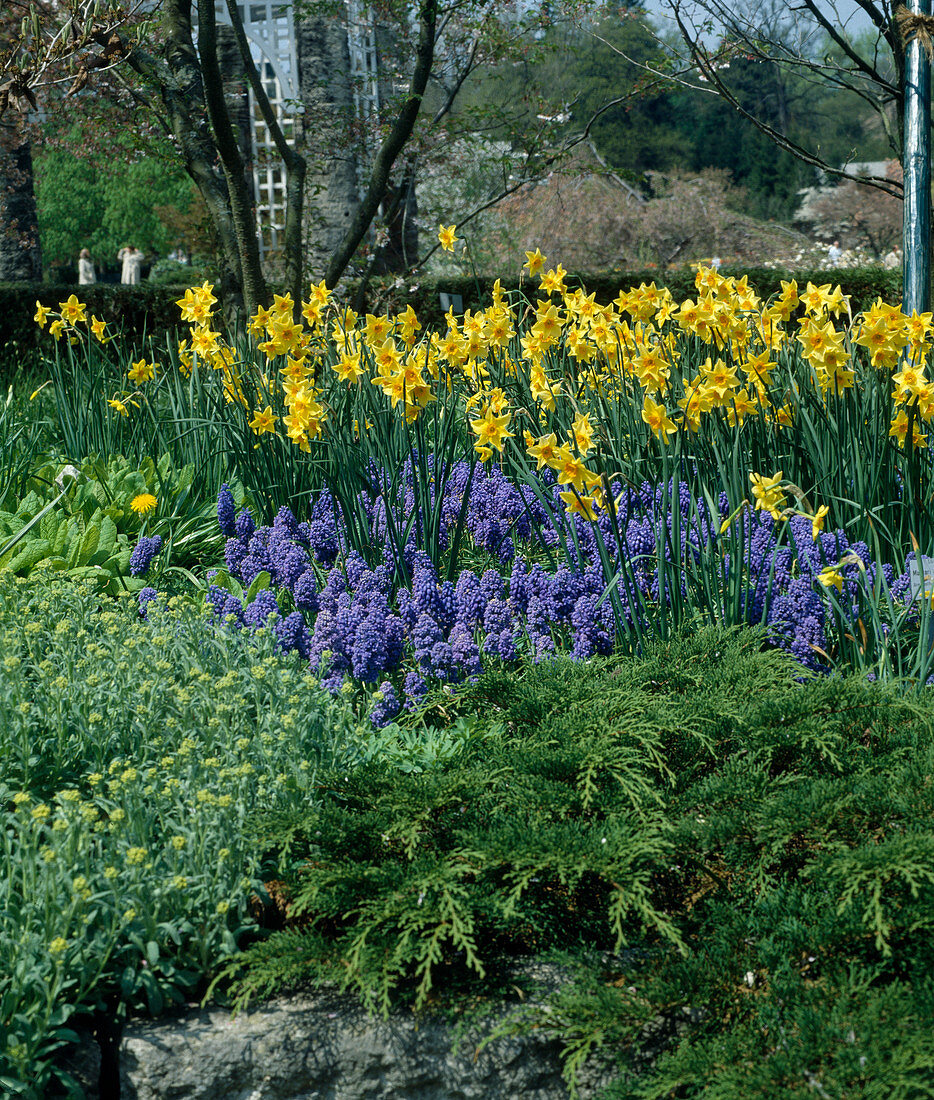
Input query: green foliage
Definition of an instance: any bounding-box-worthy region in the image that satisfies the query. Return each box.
[0,283,189,361]
[0,572,369,1097]
[226,626,934,1098]
[0,454,224,591]
[33,147,197,280]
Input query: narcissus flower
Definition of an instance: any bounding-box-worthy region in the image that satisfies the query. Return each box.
[749,470,786,520]
[470,407,513,454]
[249,405,277,436]
[810,504,829,541]
[817,566,844,593]
[438,224,458,252]
[127,359,156,385]
[641,395,677,442]
[34,301,51,328]
[59,294,87,324]
[523,248,546,276]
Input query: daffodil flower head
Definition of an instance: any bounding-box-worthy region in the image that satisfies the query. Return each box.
[438,224,458,252]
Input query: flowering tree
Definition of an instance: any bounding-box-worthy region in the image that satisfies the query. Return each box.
[809,161,903,258]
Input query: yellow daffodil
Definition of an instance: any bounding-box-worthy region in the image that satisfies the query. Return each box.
[249,405,277,436]
[641,395,677,442]
[438,224,458,252]
[127,359,155,385]
[524,248,546,277]
[34,301,51,328]
[817,566,844,593]
[749,470,786,520]
[470,407,513,454]
[59,294,87,325]
[810,504,829,542]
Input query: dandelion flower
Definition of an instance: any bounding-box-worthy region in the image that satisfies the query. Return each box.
[130,493,158,516]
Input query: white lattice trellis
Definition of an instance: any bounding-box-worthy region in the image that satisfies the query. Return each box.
[346,0,379,200]
[195,1,301,257]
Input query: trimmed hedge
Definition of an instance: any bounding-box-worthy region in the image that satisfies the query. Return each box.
[364,264,903,328]
[0,282,191,360]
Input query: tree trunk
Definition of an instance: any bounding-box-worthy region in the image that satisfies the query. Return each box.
[127,0,249,321]
[197,0,268,317]
[0,124,42,282]
[324,0,438,288]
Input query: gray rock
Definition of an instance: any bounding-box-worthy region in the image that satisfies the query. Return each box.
[116,980,615,1100]
[66,957,701,1098]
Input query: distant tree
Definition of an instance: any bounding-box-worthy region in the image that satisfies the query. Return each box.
[0,0,151,281]
[482,160,804,272]
[652,0,904,200]
[33,141,200,278]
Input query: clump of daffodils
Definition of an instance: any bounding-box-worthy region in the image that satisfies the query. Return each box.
[36,249,934,528]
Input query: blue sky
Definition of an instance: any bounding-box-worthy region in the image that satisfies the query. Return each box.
[640,0,877,42]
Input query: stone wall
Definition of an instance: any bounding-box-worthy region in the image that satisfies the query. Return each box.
[0,131,42,282]
[64,959,696,1099]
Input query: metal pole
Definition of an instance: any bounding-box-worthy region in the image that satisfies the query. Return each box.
[903,0,932,316]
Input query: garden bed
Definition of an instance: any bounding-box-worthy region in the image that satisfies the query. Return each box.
[3,257,934,1097]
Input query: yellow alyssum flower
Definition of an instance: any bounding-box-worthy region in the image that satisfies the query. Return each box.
[249,405,277,436]
[438,224,458,252]
[49,937,68,957]
[130,493,158,516]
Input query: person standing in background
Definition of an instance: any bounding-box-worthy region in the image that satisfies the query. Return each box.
[117,245,144,285]
[77,248,95,285]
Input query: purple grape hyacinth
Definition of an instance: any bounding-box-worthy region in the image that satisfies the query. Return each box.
[130,535,162,576]
[190,465,915,721]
